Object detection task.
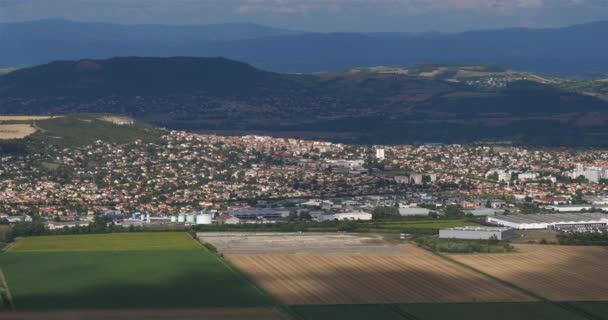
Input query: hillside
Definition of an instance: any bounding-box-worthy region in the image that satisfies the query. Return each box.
[0,114,163,154]
[2,20,608,74]
[2,57,608,146]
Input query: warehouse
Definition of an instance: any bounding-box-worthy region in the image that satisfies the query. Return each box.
[487,213,608,230]
[398,207,432,216]
[439,227,515,240]
[229,208,290,221]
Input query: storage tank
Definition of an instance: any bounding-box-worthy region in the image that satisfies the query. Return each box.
[185,213,196,224]
[196,213,213,225]
[177,213,186,223]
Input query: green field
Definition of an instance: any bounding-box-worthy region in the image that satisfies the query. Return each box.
[291,302,608,320]
[0,232,272,310]
[10,233,198,252]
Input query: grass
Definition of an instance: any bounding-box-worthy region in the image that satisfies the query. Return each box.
[563,302,608,320]
[32,114,163,146]
[290,305,406,320]
[291,302,604,320]
[0,233,272,310]
[10,232,198,252]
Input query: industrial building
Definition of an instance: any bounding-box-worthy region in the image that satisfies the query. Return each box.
[398,207,432,216]
[229,208,290,221]
[487,213,608,230]
[439,227,515,240]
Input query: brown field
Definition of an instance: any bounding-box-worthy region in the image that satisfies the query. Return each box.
[0,124,37,140]
[451,245,608,301]
[0,116,56,121]
[226,245,534,305]
[0,308,287,320]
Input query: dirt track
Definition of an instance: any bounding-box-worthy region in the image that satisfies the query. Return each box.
[451,245,608,301]
[0,307,287,320]
[227,246,535,305]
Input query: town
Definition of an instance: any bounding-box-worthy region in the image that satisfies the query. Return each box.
[0,130,608,232]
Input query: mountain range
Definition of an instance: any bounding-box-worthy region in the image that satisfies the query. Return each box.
[2,19,608,74]
[2,57,608,146]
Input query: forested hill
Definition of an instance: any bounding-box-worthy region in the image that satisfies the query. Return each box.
[0,57,308,97]
[1,57,608,146]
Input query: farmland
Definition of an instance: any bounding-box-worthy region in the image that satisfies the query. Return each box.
[0,233,272,310]
[10,232,199,252]
[451,245,608,301]
[0,124,37,140]
[291,302,608,320]
[0,116,56,121]
[212,233,533,305]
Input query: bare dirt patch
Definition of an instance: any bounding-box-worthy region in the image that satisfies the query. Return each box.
[98,116,135,125]
[512,230,559,244]
[0,308,286,320]
[198,232,405,254]
[0,116,57,121]
[451,244,608,301]
[0,124,37,140]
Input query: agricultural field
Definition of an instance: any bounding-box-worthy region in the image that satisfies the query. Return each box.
[0,307,288,320]
[222,234,533,305]
[0,232,272,310]
[291,302,604,320]
[199,233,405,254]
[10,233,198,252]
[451,244,608,301]
[0,124,37,140]
[0,116,56,121]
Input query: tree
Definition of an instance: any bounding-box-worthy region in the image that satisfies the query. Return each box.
[372,206,399,219]
[444,205,464,219]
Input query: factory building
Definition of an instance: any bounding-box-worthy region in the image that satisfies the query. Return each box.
[487,213,608,230]
[439,227,515,240]
[398,207,432,216]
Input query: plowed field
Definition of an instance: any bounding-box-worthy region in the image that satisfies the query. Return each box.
[451,245,608,301]
[227,246,535,305]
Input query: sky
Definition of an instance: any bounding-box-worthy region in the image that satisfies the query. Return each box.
[1,0,608,32]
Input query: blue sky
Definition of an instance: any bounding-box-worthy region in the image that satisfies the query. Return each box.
[1,0,607,32]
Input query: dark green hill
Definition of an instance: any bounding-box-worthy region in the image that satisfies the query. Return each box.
[2,57,608,146]
[0,57,307,98]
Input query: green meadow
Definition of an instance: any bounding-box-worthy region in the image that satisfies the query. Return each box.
[0,233,271,310]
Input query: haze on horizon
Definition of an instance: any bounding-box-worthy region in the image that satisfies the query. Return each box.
[1,0,608,32]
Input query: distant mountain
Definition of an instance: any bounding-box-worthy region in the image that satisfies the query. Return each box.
[1,20,608,74]
[2,57,608,146]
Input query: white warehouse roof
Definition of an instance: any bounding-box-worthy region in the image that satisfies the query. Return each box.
[488,213,608,230]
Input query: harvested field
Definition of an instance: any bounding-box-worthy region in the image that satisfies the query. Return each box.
[199,232,405,254]
[226,245,535,305]
[0,124,37,140]
[451,245,608,301]
[0,116,56,121]
[0,307,287,320]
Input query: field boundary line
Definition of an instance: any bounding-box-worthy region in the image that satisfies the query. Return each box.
[194,235,287,313]
[0,268,15,310]
[427,249,546,301]
[556,302,605,320]
[423,247,603,320]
